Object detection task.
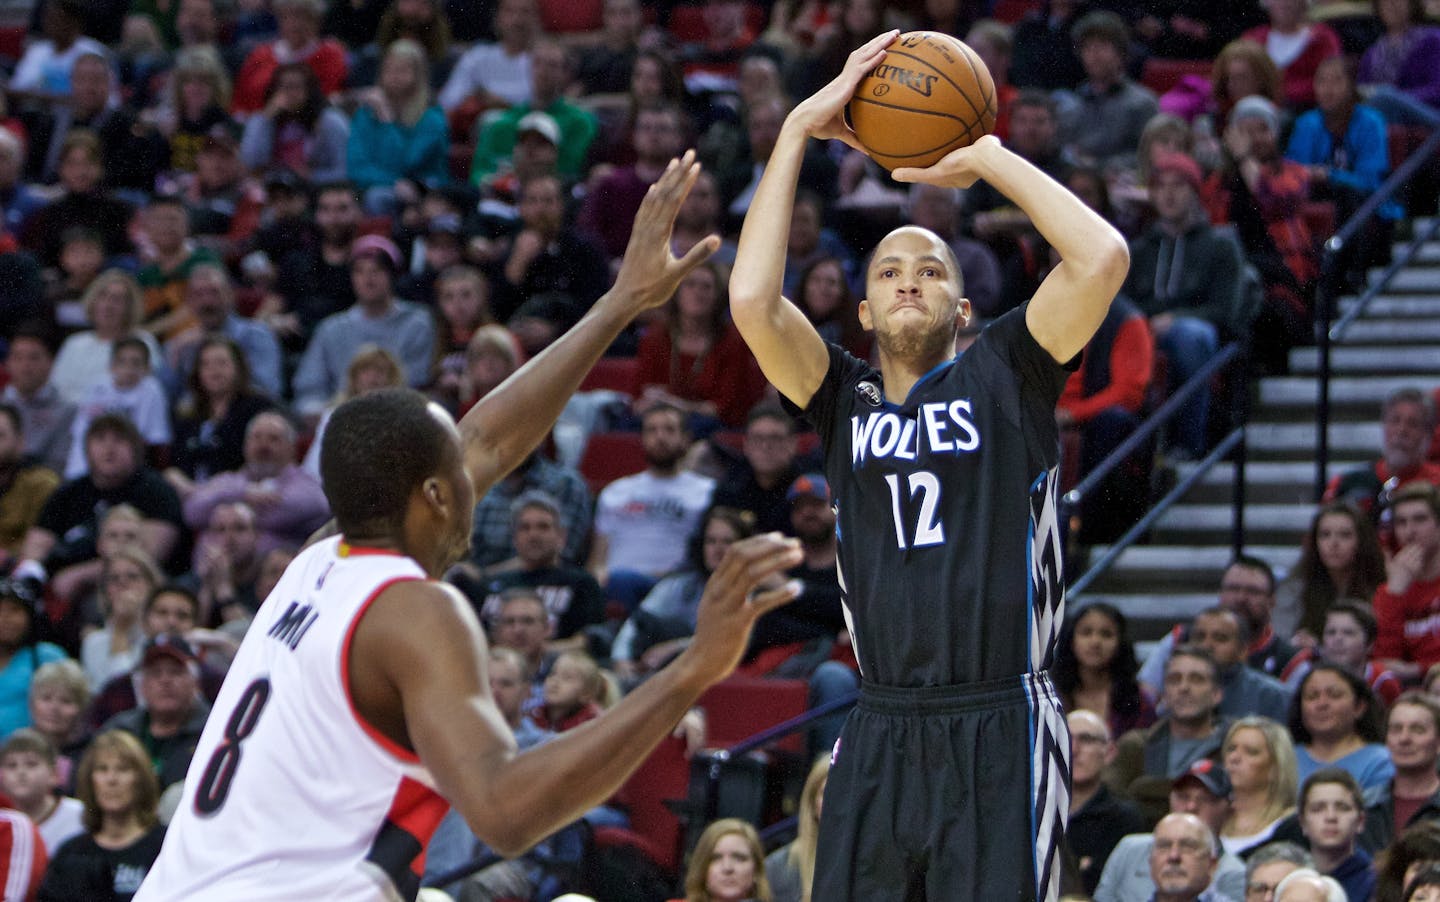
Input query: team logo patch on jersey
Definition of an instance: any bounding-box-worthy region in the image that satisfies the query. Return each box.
[856,381,882,406]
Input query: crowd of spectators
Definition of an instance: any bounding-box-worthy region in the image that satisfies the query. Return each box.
[0,0,1433,899]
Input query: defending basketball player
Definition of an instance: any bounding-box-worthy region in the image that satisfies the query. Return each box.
[727,32,1130,901]
[136,154,805,902]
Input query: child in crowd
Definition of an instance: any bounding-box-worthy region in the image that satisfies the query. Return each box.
[26,661,91,794]
[0,729,85,857]
[64,337,172,478]
[1283,600,1403,706]
[530,650,610,733]
[44,227,108,332]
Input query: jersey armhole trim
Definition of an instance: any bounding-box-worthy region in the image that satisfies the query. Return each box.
[341,575,427,766]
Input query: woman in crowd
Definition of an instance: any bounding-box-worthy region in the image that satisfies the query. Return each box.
[28,659,91,793]
[51,271,164,405]
[1290,662,1394,792]
[158,46,236,175]
[793,256,869,360]
[1376,821,1440,902]
[1273,501,1388,642]
[302,345,406,478]
[611,507,754,684]
[0,578,67,738]
[1051,602,1156,739]
[1221,716,1299,856]
[346,39,450,216]
[587,49,688,170]
[676,817,773,902]
[231,0,348,114]
[633,261,766,435]
[39,730,166,901]
[166,336,275,494]
[765,756,829,902]
[1358,0,1440,126]
[239,62,350,185]
[1241,0,1343,108]
[79,548,164,693]
[1407,863,1440,902]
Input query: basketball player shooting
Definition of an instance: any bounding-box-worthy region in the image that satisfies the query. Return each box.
[135,153,805,902]
[727,32,1130,901]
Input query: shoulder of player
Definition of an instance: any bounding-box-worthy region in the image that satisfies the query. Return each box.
[360,579,484,652]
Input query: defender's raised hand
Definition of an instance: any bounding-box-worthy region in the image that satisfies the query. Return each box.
[610,150,721,313]
[683,533,804,685]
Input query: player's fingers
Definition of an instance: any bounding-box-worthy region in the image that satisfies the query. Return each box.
[747,580,803,616]
[888,166,928,183]
[742,543,804,587]
[857,29,900,56]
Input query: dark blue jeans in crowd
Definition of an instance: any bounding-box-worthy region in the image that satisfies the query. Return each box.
[1157,316,1219,459]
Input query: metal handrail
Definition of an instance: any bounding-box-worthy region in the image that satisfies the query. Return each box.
[1062,342,1243,510]
[1069,427,1247,597]
[1330,214,1440,341]
[1312,126,1440,500]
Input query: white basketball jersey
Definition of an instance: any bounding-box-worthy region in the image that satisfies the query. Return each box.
[135,538,449,902]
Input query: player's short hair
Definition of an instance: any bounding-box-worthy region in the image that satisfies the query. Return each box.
[0,729,57,767]
[320,388,453,538]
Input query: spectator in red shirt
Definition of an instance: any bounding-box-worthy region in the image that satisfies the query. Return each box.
[231,0,348,115]
[1241,0,1343,109]
[633,259,766,434]
[1326,387,1440,522]
[1374,484,1440,683]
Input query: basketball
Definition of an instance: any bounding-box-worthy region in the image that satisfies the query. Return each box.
[846,31,997,171]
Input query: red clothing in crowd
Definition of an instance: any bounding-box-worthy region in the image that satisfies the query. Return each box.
[0,809,45,901]
[232,40,349,114]
[529,701,603,733]
[1241,24,1343,108]
[1323,460,1440,508]
[634,323,768,429]
[1204,161,1317,289]
[1057,315,1153,424]
[1374,574,1440,671]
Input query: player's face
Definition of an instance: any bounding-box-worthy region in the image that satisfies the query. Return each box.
[1301,670,1365,741]
[1320,613,1369,669]
[860,228,967,365]
[1071,608,1119,671]
[1387,702,1440,770]
[30,686,82,740]
[705,832,758,902]
[428,409,477,571]
[1301,783,1363,852]
[1222,727,1273,792]
[0,751,56,804]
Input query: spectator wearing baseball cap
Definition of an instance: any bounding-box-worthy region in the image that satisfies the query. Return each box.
[1122,152,1246,459]
[469,41,598,184]
[99,633,210,790]
[291,233,437,417]
[1093,758,1249,901]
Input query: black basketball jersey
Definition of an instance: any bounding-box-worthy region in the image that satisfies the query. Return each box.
[786,304,1074,687]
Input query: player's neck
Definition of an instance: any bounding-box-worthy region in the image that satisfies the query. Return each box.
[876,350,950,404]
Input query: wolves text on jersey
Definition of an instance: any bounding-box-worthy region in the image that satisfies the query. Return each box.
[849,401,982,468]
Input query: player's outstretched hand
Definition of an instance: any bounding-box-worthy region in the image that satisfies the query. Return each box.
[891,134,1003,189]
[683,533,804,685]
[610,149,720,314]
[787,29,898,151]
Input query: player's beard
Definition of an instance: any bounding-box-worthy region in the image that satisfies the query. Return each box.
[874,316,956,365]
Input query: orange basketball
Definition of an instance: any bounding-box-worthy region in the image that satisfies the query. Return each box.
[846,31,997,171]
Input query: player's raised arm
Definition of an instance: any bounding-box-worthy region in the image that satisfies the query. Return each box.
[457,152,720,496]
[729,30,898,408]
[368,533,802,857]
[893,136,1130,363]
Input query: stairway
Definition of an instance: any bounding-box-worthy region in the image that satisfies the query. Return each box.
[1074,220,1440,645]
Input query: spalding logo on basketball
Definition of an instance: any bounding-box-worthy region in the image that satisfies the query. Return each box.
[846,31,997,172]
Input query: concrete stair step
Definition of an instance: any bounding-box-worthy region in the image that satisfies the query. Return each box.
[1071,593,1218,642]
[1257,376,1433,411]
[1077,544,1301,593]
[1383,268,1440,293]
[1290,346,1440,375]
[1338,295,1440,318]
[1334,319,1440,343]
[1246,422,1380,458]
[1172,460,1358,504]
[1150,502,1316,545]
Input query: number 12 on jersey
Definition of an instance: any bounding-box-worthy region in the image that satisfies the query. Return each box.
[883,471,945,550]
